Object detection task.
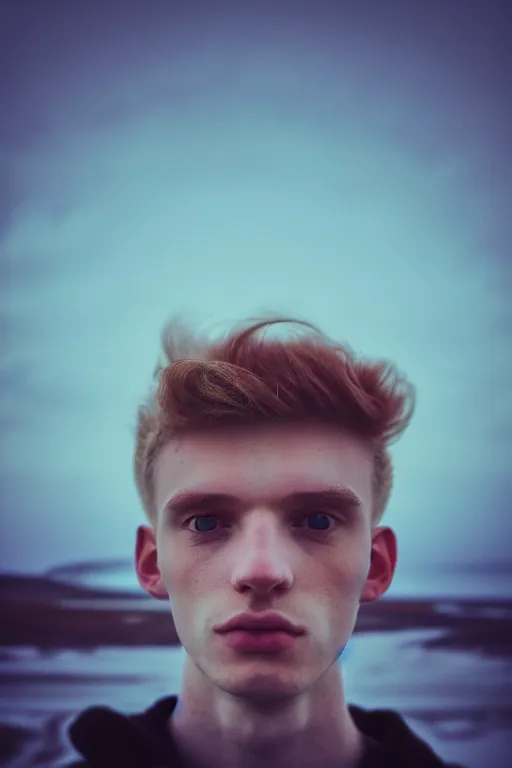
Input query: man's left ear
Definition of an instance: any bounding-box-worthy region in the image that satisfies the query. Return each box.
[360,526,397,603]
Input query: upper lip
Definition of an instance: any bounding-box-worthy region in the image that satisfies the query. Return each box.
[214,612,305,636]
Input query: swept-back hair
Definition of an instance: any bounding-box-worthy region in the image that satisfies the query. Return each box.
[134,316,415,523]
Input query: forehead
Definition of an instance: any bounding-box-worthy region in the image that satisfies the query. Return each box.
[153,423,374,515]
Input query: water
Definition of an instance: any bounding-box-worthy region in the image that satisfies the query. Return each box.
[3,560,510,767]
[1,631,511,768]
[46,559,512,599]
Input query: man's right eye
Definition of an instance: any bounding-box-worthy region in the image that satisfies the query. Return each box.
[186,516,221,533]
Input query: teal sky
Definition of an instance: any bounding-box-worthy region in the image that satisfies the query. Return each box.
[1,1,510,575]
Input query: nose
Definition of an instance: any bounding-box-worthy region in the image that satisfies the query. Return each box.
[230,514,294,595]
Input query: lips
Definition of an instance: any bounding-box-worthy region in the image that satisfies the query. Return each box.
[214,612,305,636]
[219,629,298,653]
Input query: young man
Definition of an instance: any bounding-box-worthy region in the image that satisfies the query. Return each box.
[65,316,465,768]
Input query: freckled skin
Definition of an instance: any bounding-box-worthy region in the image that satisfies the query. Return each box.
[135,423,397,768]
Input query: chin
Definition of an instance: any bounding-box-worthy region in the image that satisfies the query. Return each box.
[211,665,312,701]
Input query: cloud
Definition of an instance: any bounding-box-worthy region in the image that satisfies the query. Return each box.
[0,1,510,574]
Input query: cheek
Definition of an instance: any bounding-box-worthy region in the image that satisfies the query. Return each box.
[165,575,219,649]
[158,545,216,619]
[344,527,372,579]
[349,544,372,583]
[156,541,184,603]
[329,533,372,586]
[158,552,186,596]
[298,552,369,635]
[321,547,371,620]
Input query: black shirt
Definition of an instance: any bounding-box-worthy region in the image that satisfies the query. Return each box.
[64,695,466,768]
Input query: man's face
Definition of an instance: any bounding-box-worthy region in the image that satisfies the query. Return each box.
[137,423,394,700]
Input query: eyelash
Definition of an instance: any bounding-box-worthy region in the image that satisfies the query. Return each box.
[183,512,341,539]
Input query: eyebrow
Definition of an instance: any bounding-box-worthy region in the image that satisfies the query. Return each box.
[162,486,363,518]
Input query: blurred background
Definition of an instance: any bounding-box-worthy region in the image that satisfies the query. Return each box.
[0,1,511,766]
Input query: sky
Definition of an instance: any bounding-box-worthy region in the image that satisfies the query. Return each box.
[0,0,511,577]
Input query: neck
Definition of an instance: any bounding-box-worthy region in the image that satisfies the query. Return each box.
[168,658,364,768]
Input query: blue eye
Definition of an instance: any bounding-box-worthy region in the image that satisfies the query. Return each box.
[304,513,332,531]
[189,516,218,532]
[186,512,336,537]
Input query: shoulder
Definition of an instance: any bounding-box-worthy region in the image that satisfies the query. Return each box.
[349,704,468,768]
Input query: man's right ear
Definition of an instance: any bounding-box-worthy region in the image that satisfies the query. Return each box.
[135,525,169,600]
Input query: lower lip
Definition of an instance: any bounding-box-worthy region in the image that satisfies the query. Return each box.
[218,630,298,653]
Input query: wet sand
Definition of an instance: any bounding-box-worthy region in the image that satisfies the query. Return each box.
[1,572,511,658]
[1,573,511,767]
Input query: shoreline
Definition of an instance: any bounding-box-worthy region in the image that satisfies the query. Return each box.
[1,573,511,658]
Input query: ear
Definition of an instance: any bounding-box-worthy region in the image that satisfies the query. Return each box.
[135,524,169,601]
[360,526,397,603]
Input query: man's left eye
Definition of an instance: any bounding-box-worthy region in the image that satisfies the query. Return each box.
[297,512,334,531]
